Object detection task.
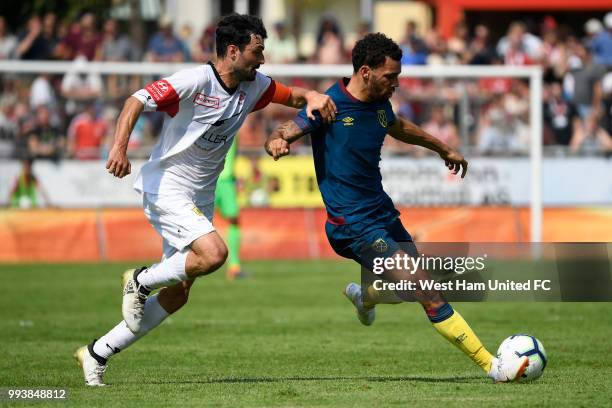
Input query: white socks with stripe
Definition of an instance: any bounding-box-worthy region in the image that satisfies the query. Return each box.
[137,249,189,290]
[92,294,169,360]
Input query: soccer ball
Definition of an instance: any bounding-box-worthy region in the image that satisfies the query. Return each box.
[497,334,547,382]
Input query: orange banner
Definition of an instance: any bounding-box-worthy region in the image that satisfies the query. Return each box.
[0,207,610,262]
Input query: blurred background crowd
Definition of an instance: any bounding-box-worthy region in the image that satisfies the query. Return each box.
[0,8,611,162]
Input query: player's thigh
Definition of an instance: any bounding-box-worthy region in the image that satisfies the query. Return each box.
[189,230,228,271]
[143,192,216,254]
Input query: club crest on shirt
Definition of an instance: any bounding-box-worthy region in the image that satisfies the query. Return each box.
[372,238,389,253]
[377,110,387,128]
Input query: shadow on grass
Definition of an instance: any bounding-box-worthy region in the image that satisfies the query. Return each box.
[137,375,482,385]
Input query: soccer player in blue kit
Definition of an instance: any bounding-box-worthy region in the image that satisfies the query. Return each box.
[265,33,529,383]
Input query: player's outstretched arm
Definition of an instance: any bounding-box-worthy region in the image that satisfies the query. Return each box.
[265,120,306,161]
[281,85,337,124]
[106,96,144,178]
[388,117,468,178]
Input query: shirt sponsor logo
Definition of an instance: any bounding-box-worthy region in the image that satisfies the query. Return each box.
[194,93,220,109]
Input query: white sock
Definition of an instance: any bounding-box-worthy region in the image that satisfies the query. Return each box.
[137,249,189,290]
[92,294,169,360]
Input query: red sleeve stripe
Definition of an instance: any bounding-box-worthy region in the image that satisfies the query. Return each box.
[145,79,180,117]
[251,80,276,112]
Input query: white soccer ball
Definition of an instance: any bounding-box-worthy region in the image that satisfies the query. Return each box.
[497,334,547,382]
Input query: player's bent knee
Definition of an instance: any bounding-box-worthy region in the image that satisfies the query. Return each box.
[206,244,228,271]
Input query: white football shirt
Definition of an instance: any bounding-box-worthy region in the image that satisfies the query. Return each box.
[132,62,277,201]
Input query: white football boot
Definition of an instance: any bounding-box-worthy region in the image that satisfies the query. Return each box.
[74,344,107,387]
[122,267,150,333]
[343,282,376,326]
[488,355,530,383]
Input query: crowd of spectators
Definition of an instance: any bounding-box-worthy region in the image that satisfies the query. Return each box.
[0,11,611,162]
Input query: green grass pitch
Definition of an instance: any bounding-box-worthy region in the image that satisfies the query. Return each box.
[1,261,611,407]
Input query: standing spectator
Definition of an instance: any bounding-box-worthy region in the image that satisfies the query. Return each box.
[0,16,17,59]
[400,20,427,65]
[178,23,193,62]
[543,80,579,145]
[16,16,47,60]
[27,105,64,160]
[98,18,136,61]
[315,15,345,64]
[497,22,543,65]
[584,18,604,45]
[265,22,297,63]
[192,24,216,63]
[60,12,100,61]
[467,24,495,65]
[146,15,185,62]
[447,21,468,57]
[41,12,60,59]
[67,104,106,160]
[589,12,612,67]
[563,43,606,119]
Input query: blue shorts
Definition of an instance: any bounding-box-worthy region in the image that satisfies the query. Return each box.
[325,216,417,268]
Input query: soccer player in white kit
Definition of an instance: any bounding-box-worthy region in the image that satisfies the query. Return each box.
[74,14,337,386]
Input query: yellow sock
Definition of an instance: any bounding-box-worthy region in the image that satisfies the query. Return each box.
[432,309,494,373]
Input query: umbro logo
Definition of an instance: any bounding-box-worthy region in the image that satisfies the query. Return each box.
[342,117,354,126]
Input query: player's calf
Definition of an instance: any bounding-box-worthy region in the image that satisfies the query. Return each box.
[157,279,195,313]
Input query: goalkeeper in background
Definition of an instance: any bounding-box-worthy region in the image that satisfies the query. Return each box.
[215,136,245,280]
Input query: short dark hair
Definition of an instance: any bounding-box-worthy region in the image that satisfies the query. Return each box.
[216,14,267,57]
[352,33,402,72]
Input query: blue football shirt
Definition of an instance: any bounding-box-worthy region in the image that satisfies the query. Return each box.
[293,78,400,226]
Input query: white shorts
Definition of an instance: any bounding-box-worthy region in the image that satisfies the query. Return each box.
[143,192,215,258]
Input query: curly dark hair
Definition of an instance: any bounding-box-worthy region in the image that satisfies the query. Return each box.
[216,14,267,57]
[352,33,402,72]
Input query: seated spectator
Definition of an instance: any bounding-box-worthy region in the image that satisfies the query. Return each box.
[9,158,50,208]
[27,105,64,161]
[422,105,460,150]
[67,104,106,159]
[477,95,528,154]
[192,24,216,63]
[589,12,612,67]
[543,81,579,145]
[0,16,17,59]
[265,22,298,63]
[570,112,612,154]
[146,15,185,62]
[60,12,100,61]
[30,74,56,109]
[61,56,103,114]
